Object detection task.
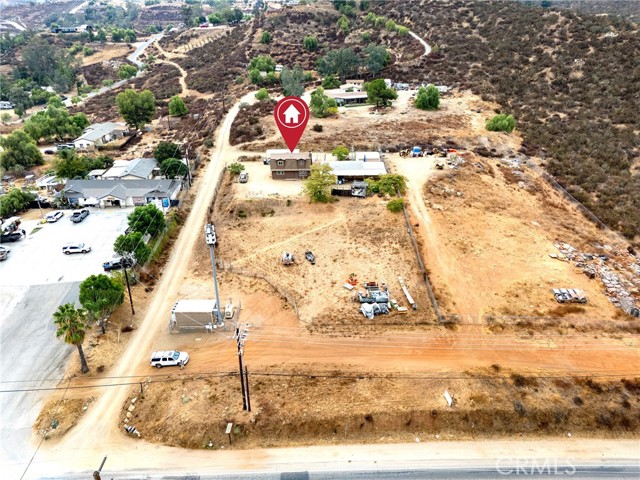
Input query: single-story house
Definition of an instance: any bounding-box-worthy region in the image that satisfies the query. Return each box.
[270,152,313,180]
[60,179,181,208]
[101,158,157,180]
[326,161,387,182]
[327,91,368,106]
[73,122,129,150]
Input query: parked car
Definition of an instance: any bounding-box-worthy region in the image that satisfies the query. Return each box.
[0,246,10,261]
[305,250,316,265]
[0,232,22,243]
[149,350,189,369]
[239,172,248,183]
[0,101,15,110]
[43,148,56,155]
[55,143,75,150]
[70,209,90,223]
[45,211,64,223]
[62,243,91,255]
[102,256,134,271]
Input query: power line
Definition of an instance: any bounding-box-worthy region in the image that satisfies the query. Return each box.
[2,369,638,394]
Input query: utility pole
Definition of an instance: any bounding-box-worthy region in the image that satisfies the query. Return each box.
[123,262,135,315]
[205,223,223,325]
[235,324,250,411]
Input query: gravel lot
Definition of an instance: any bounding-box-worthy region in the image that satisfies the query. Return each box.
[0,207,133,286]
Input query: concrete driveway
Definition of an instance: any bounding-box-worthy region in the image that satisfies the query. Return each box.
[0,207,132,286]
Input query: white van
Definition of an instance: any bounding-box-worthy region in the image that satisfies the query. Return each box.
[149,350,189,368]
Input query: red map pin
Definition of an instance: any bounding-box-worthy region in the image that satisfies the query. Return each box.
[274,96,310,152]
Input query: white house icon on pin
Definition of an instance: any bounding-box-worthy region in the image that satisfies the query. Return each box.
[284,104,300,124]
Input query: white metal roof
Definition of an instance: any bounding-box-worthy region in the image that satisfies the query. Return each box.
[326,161,387,177]
[173,299,217,312]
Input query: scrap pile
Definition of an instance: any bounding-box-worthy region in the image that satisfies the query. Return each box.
[357,281,390,319]
[551,242,640,317]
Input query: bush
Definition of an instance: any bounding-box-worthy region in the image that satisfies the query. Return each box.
[303,36,318,51]
[332,145,349,160]
[255,88,269,101]
[312,124,323,132]
[260,31,272,44]
[415,85,440,110]
[386,198,404,212]
[228,162,245,175]
[486,114,516,133]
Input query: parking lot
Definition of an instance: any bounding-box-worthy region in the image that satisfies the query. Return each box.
[0,207,133,286]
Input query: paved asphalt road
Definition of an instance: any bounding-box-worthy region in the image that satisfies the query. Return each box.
[0,283,80,476]
[41,464,640,479]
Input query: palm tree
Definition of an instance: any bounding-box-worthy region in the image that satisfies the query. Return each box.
[53,303,90,374]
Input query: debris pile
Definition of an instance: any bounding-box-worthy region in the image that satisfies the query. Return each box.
[552,242,640,317]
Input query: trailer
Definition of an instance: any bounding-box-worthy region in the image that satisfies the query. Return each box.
[169,299,232,333]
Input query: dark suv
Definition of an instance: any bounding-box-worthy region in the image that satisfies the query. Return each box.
[71,209,90,223]
[103,256,134,271]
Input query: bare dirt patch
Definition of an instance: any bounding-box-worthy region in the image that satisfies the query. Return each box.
[34,397,95,440]
[125,367,640,449]
[209,178,436,331]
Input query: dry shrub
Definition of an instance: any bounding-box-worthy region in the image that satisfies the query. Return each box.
[548,304,587,317]
[621,378,640,394]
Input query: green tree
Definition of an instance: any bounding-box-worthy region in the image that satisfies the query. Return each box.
[321,75,341,89]
[8,86,31,115]
[53,303,90,373]
[303,163,336,203]
[310,87,338,117]
[255,88,270,101]
[118,64,138,79]
[303,36,318,51]
[317,48,361,82]
[21,37,78,91]
[127,203,165,237]
[0,188,35,217]
[208,13,222,24]
[248,55,276,72]
[114,232,151,266]
[23,104,89,143]
[396,25,409,36]
[154,141,180,162]
[54,149,90,179]
[364,44,390,76]
[79,274,125,335]
[486,114,516,133]
[116,89,156,129]
[228,162,245,176]
[332,146,350,160]
[1,112,11,124]
[280,66,305,97]
[359,0,369,10]
[260,31,272,44]
[414,85,440,111]
[368,173,407,195]
[337,15,350,34]
[168,96,189,117]
[160,157,188,178]
[365,78,397,107]
[0,129,44,171]
[385,19,397,31]
[386,198,404,212]
[248,68,262,84]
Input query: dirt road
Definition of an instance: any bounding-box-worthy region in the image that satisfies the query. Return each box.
[21,91,258,478]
